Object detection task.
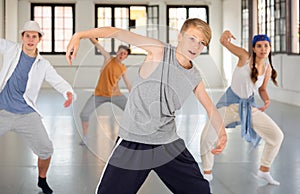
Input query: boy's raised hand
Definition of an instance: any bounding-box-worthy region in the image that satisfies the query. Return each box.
[66,33,81,65]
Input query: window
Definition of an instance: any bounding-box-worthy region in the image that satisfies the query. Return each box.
[257,0,286,53]
[167,6,209,53]
[95,5,159,55]
[31,4,75,54]
[241,0,251,49]
[147,5,159,40]
[242,0,300,54]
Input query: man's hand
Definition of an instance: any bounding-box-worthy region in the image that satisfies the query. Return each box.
[66,33,81,65]
[64,91,73,107]
[220,30,236,46]
[211,128,227,155]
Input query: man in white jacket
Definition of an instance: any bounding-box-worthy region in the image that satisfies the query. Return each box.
[0,21,75,194]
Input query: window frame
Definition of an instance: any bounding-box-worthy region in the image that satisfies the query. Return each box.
[241,0,253,50]
[31,3,75,55]
[95,4,158,55]
[242,0,300,54]
[166,5,210,54]
[272,0,287,53]
[147,5,160,40]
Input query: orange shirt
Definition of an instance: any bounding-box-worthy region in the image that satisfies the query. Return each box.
[94,57,126,97]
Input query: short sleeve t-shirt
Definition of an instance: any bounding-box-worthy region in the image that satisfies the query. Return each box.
[0,51,35,113]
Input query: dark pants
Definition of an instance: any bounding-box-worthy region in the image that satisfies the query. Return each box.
[96,138,210,194]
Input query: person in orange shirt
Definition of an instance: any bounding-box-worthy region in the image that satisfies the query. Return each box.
[80,38,132,145]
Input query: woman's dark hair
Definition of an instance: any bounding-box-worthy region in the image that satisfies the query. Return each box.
[118,45,131,55]
[251,50,278,86]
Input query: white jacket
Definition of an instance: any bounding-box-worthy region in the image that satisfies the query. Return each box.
[0,38,75,116]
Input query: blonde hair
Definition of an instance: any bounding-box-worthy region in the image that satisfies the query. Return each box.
[180,18,212,46]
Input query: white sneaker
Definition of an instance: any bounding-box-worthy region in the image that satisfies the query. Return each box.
[203,173,213,182]
[257,170,280,185]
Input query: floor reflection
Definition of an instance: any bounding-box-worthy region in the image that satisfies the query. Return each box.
[0,89,300,194]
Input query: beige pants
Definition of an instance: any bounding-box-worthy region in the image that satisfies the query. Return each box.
[200,104,284,171]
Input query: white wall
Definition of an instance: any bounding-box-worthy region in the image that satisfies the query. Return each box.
[268,55,300,106]
[5,0,18,41]
[220,0,241,85]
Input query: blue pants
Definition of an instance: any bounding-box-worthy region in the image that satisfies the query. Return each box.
[96,138,210,194]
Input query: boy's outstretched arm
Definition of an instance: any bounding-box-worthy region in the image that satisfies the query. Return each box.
[194,81,227,154]
[66,27,163,65]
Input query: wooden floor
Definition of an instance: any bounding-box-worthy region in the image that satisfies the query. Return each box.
[0,89,299,194]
